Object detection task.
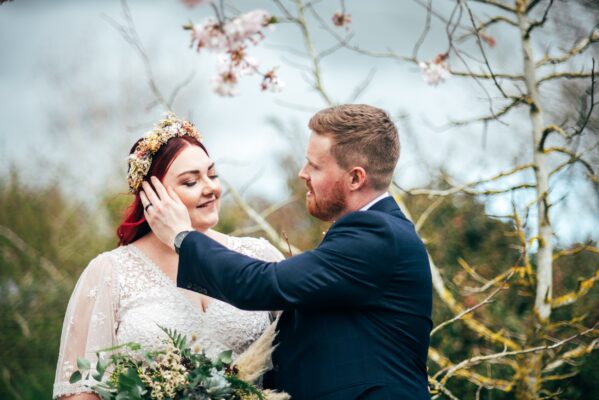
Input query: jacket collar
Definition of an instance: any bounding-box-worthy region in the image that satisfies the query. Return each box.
[368,196,407,219]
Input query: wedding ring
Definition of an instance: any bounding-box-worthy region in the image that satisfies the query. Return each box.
[145,203,153,211]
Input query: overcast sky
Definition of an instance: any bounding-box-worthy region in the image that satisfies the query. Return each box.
[1,0,597,244]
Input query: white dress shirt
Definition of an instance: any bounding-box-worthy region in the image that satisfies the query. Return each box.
[359,192,391,211]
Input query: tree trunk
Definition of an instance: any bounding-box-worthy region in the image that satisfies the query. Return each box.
[515,1,555,398]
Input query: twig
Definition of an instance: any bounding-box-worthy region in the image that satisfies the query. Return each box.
[536,29,599,67]
[472,0,517,14]
[439,322,599,384]
[221,179,301,255]
[430,270,512,336]
[412,0,433,60]
[0,225,66,283]
[525,0,554,39]
[464,1,509,98]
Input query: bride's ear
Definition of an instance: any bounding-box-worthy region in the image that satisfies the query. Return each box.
[348,167,367,191]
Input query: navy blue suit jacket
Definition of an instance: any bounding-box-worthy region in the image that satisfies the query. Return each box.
[177,197,432,399]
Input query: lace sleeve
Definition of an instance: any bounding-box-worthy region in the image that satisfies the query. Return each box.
[259,238,286,262]
[53,253,119,399]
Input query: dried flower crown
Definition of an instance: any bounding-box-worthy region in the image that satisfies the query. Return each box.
[127,112,202,193]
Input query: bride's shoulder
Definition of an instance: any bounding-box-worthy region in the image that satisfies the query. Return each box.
[81,246,128,275]
[229,236,285,261]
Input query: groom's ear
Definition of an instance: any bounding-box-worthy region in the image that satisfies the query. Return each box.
[348,167,367,191]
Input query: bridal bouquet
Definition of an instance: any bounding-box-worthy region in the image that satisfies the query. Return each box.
[69,324,288,400]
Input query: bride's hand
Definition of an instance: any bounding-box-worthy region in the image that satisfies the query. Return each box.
[140,176,193,249]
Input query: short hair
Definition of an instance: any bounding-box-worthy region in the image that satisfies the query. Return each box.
[308,104,400,190]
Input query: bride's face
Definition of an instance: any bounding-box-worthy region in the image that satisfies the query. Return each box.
[162,145,221,232]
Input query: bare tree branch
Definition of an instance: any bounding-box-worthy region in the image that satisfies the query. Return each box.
[0,225,67,283]
[471,0,517,14]
[439,322,599,384]
[552,269,599,308]
[446,96,526,128]
[525,0,554,38]
[535,29,599,67]
[346,67,376,103]
[430,271,512,336]
[221,179,302,255]
[538,71,596,85]
[464,1,509,98]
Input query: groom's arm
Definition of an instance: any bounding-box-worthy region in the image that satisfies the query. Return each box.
[177,211,397,310]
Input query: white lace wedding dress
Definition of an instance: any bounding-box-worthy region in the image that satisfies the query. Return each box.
[53,236,283,399]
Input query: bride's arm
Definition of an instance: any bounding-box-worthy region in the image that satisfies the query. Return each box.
[54,254,118,399]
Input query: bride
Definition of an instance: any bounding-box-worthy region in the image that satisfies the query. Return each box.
[53,113,284,399]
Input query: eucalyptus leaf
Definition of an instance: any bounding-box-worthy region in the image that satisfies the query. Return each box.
[218,350,233,364]
[77,357,91,370]
[96,356,107,375]
[69,370,82,384]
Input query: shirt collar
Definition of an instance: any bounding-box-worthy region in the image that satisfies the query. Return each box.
[359,192,390,211]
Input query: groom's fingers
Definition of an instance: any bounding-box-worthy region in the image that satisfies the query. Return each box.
[150,176,170,202]
[141,181,161,208]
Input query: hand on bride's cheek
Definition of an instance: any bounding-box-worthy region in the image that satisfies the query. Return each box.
[161,145,222,232]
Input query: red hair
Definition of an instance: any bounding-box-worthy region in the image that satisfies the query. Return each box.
[117,135,208,246]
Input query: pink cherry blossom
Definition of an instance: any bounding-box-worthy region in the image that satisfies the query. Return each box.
[191,18,227,51]
[261,69,284,93]
[180,0,210,8]
[188,8,280,96]
[212,68,239,97]
[419,53,450,86]
[332,11,352,28]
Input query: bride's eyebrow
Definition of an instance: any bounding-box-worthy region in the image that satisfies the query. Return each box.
[177,163,216,177]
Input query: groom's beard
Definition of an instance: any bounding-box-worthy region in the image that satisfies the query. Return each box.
[306,180,346,222]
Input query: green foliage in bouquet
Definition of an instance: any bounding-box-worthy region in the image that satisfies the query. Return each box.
[70,327,267,400]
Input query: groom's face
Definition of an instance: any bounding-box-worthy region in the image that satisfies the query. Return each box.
[299,132,348,222]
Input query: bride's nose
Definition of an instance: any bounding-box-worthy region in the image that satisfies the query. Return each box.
[202,176,218,195]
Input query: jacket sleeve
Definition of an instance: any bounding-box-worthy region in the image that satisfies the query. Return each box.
[177,212,396,310]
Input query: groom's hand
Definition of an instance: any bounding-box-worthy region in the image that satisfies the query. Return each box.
[140,176,193,250]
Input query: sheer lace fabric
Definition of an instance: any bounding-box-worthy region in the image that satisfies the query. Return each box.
[53,236,283,399]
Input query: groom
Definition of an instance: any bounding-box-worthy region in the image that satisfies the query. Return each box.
[142,104,432,399]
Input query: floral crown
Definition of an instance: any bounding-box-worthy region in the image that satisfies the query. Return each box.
[127,112,202,193]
